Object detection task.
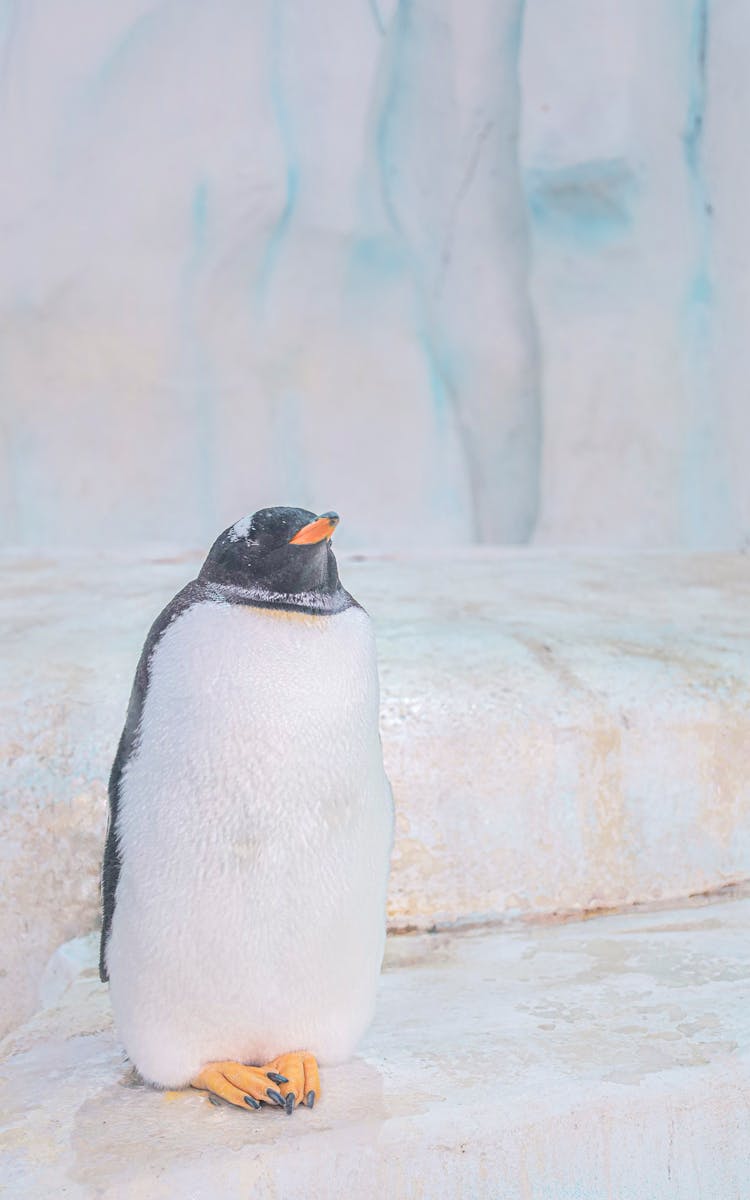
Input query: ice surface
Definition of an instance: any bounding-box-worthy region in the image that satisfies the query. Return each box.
[0,1,747,549]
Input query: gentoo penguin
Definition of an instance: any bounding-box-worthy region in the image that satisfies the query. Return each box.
[100,507,393,1111]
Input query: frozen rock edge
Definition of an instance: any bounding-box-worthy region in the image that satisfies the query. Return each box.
[2,896,750,1198]
[2,549,750,1038]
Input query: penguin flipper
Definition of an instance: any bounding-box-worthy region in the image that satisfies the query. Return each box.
[98,580,207,982]
[99,734,126,982]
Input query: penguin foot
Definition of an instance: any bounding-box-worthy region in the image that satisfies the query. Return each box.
[259,1051,320,1111]
[190,1053,320,1112]
[190,1061,295,1111]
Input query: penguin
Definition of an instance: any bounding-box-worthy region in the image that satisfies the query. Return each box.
[99,507,394,1111]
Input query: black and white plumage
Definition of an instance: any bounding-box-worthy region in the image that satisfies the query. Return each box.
[100,507,393,1095]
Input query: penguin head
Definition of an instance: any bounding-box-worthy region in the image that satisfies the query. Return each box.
[199,506,344,607]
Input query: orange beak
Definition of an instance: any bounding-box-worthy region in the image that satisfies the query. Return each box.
[289,512,340,545]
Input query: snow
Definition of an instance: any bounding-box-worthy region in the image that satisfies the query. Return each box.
[227,515,253,542]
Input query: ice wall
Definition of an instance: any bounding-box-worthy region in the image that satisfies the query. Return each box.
[522,0,750,548]
[0,0,747,549]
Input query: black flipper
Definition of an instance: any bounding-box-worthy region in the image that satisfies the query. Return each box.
[98,581,204,981]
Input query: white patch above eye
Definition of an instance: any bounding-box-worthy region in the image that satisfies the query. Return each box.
[227,514,253,542]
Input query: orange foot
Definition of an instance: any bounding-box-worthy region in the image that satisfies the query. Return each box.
[191,1051,320,1114]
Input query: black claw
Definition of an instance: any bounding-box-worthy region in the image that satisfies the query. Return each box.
[208,1094,222,1107]
[305,1090,315,1109]
[266,1088,285,1108]
[244,1095,261,1110]
[267,1071,289,1085]
[285,1093,295,1115]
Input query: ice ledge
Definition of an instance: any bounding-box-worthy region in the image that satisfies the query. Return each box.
[2,549,750,1037]
[2,895,750,1198]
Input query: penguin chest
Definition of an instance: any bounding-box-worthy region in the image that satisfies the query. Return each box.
[120,598,386,856]
[113,599,391,977]
[109,599,393,1076]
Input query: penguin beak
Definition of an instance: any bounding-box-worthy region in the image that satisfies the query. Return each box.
[289,512,340,545]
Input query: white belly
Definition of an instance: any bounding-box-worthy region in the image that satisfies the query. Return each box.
[107,601,393,1088]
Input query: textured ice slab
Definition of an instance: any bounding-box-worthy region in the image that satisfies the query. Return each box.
[0,0,538,549]
[520,0,750,549]
[2,896,750,1197]
[2,549,749,1040]
[3,3,749,549]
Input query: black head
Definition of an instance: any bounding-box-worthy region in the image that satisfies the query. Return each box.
[198,506,353,615]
